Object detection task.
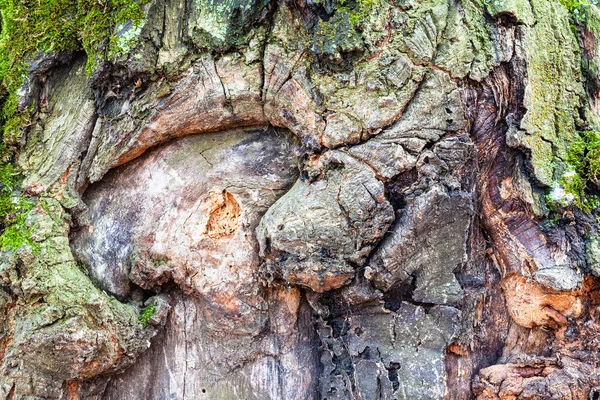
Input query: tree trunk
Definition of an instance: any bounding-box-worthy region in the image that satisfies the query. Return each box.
[2,0,600,399]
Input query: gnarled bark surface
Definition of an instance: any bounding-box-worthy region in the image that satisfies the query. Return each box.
[3,0,600,399]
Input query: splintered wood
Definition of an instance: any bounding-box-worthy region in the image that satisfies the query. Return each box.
[501,273,582,332]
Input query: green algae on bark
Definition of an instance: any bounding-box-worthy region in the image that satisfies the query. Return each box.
[527,1,600,213]
[0,197,157,390]
[515,0,586,187]
[435,0,499,80]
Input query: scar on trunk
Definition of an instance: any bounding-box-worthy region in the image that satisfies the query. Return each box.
[501,273,582,333]
[205,190,241,239]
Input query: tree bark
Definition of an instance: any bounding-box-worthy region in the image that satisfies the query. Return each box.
[2,0,600,399]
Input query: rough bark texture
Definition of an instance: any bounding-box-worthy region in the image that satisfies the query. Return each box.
[4,0,600,399]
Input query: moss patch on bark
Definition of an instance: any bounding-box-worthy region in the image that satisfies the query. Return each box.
[0,0,149,144]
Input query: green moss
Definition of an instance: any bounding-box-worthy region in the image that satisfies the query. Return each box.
[311,0,386,64]
[0,158,19,222]
[0,155,36,251]
[336,0,380,27]
[138,304,155,327]
[0,0,149,145]
[550,170,598,213]
[564,130,600,184]
[582,130,600,180]
[0,0,150,250]
[546,131,600,213]
[0,200,36,252]
[560,0,598,21]
[312,9,363,58]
